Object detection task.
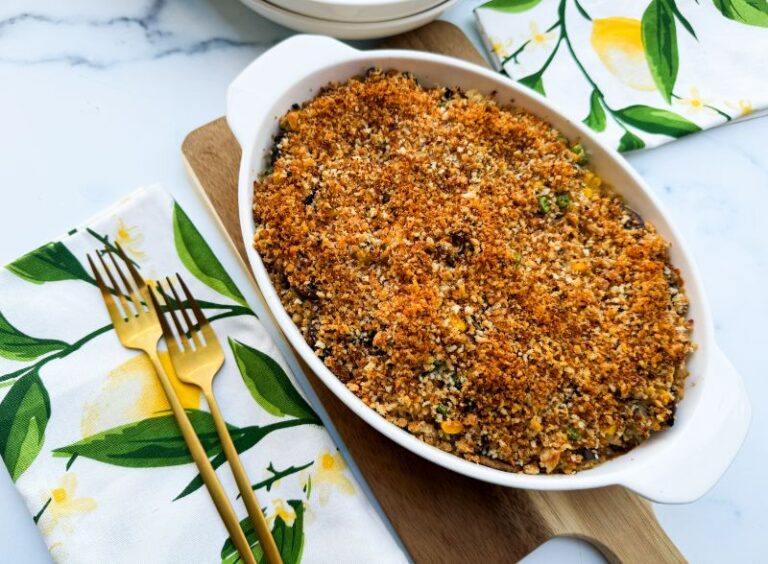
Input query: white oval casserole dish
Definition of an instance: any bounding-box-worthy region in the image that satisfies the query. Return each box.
[226,35,751,504]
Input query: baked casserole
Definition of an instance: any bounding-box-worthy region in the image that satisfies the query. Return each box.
[252,69,693,474]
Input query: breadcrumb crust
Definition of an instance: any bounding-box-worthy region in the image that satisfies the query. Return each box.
[253,70,693,474]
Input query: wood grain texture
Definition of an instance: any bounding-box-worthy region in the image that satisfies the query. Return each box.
[381,20,490,68]
[181,22,685,564]
[528,488,683,564]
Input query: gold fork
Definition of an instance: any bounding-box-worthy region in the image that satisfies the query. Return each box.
[87,246,257,564]
[151,275,282,564]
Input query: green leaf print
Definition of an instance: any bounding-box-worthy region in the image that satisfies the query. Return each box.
[617,130,646,152]
[615,105,701,137]
[221,499,305,564]
[574,0,592,20]
[0,311,68,361]
[271,500,305,564]
[518,72,546,96]
[53,409,232,467]
[582,90,607,132]
[250,462,314,494]
[668,0,698,38]
[230,339,319,422]
[641,0,679,103]
[0,371,50,481]
[6,241,92,285]
[481,0,542,12]
[176,418,319,500]
[173,203,247,307]
[713,0,768,27]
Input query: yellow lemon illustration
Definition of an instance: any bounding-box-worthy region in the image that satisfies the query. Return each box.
[591,18,656,91]
[81,353,200,437]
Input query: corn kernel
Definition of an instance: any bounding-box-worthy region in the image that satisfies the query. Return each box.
[571,261,589,273]
[450,315,467,332]
[441,420,464,434]
[284,112,300,130]
[583,171,602,190]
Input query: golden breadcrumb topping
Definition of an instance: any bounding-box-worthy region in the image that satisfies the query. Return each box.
[253,69,693,474]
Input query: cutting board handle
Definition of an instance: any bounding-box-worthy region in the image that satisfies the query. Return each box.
[226,35,355,148]
[530,487,686,563]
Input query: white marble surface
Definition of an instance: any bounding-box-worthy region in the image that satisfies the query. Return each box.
[0,1,764,562]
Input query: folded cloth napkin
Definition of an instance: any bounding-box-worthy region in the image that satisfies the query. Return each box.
[0,184,406,563]
[475,0,768,151]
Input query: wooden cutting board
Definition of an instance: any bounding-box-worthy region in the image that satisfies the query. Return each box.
[182,21,684,564]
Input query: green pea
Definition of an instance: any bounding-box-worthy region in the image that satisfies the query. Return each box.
[538,195,551,214]
[571,144,587,165]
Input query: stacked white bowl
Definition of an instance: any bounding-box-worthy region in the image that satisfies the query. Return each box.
[240,0,458,39]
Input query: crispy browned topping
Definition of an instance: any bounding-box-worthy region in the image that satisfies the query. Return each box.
[253,70,693,474]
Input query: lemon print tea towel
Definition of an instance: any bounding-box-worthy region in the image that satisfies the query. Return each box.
[475,0,768,151]
[0,184,407,563]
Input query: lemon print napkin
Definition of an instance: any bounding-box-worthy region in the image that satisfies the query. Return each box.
[0,184,406,563]
[475,0,768,151]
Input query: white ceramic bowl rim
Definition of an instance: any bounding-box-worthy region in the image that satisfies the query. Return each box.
[258,0,452,22]
[227,35,751,504]
[266,0,449,23]
[239,0,457,40]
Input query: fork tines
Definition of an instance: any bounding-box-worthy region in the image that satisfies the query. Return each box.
[152,274,214,352]
[87,244,148,325]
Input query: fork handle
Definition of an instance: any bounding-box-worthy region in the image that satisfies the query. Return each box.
[145,351,257,564]
[204,388,284,564]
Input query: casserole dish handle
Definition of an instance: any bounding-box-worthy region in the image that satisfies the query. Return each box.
[226,35,356,148]
[622,346,751,503]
